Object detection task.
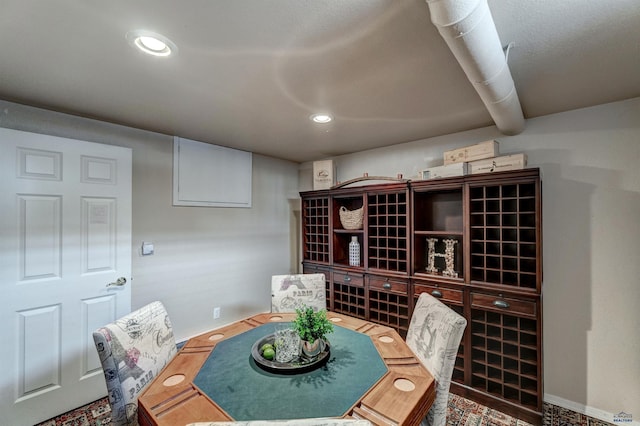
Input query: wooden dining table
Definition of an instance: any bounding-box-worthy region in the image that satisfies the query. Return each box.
[138,312,436,426]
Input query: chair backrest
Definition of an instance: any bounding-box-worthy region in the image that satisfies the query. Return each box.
[186,420,371,426]
[271,274,326,312]
[93,301,177,426]
[406,293,467,426]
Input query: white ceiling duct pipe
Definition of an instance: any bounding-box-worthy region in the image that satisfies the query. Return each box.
[426,0,525,134]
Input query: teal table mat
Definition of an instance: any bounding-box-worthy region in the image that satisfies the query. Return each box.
[193,322,388,420]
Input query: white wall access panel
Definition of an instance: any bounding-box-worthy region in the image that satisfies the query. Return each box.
[173,136,252,208]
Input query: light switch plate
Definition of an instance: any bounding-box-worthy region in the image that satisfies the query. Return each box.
[142,242,154,256]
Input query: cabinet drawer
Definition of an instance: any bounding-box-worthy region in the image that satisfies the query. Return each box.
[414,284,463,305]
[303,264,330,277]
[368,276,408,294]
[471,293,537,318]
[332,271,364,287]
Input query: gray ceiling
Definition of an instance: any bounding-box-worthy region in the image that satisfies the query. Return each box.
[1,0,638,163]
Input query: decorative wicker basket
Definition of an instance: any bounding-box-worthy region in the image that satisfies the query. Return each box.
[339,206,363,230]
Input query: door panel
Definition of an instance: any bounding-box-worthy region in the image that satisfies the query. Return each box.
[0,127,132,425]
[82,197,117,273]
[18,195,63,280]
[17,305,61,398]
[81,296,117,376]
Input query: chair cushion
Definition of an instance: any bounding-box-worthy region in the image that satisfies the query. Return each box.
[406,293,467,426]
[93,301,177,426]
[271,274,326,312]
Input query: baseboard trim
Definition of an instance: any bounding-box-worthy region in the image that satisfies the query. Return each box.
[544,393,639,426]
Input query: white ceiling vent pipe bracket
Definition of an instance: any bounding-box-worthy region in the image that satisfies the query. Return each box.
[426,0,525,134]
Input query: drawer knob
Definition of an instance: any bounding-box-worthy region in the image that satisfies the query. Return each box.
[431,290,443,298]
[493,300,510,309]
[344,276,351,282]
[383,283,392,289]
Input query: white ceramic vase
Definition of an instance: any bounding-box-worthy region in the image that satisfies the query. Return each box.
[349,236,360,266]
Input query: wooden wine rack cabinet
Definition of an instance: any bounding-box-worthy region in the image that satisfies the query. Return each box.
[301,169,542,424]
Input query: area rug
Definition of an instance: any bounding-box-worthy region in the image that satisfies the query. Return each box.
[35,398,111,426]
[36,394,525,426]
[447,394,533,426]
[35,393,613,426]
[542,402,614,426]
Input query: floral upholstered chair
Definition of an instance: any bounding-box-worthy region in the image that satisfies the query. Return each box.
[271,274,327,313]
[406,293,467,426]
[93,301,177,426]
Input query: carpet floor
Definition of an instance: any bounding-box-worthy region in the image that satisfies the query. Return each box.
[35,393,613,426]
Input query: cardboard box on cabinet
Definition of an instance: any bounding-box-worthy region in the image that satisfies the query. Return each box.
[467,153,527,174]
[444,140,499,165]
[313,160,336,190]
[421,162,468,179]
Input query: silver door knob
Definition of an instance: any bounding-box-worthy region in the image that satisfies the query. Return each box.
[106,277,127,287]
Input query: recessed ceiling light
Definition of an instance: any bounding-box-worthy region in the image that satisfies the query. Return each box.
[138,36,167,52]
[126,30,177,57]
[310,113,333,124]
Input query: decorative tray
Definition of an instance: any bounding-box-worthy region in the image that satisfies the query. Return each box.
[250,333,330,374]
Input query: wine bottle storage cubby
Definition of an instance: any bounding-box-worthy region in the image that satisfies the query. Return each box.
[470,308,539,410]
[469,181,539,290]
[332,282,366,319]
[368,289,410,337]
[451,304,466,383]
[302,197,330,263]
[367,191,408,273]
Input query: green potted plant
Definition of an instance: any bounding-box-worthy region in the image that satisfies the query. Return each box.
[292,306,334,358]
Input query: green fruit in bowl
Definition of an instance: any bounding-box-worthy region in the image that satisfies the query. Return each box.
[262,347,275,360]
[260,343,274,354]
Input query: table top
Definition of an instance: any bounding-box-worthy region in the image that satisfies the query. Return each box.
[138,312,436,426]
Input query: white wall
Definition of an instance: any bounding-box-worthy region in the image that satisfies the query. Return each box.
[0,100,300,341]
[300,98,640,423]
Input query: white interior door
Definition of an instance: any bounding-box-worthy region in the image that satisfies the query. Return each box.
[0,127,132,426]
